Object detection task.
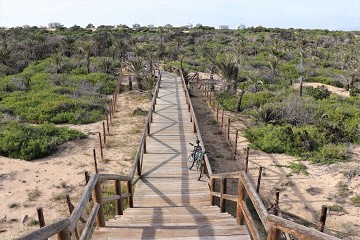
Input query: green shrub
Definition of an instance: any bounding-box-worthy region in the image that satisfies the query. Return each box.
[0,122,85,160]
[303,86,331,99]
[351,195,360,207]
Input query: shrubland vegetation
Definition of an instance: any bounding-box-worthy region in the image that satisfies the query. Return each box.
[0,24,359,162]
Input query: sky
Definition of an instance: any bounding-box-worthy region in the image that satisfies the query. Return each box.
[0,0,359,30]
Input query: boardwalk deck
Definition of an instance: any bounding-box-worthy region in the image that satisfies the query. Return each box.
[92,72,250,239]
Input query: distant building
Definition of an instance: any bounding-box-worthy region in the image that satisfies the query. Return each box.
[237,24,246,30]
[48,22,61,28]
[183,23,193,29]
[132,23,141,30]
[219,25,229,30]
[148,24,154,28]
[164,24,173,28]
[195,24,203,28]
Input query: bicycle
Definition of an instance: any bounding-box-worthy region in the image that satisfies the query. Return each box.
[187,140,207,180]
[187,140,202,170]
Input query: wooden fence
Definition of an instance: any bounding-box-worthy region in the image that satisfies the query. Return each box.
[17,66,161,240]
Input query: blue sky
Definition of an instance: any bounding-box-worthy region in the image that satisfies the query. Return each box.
[0,0,359,30]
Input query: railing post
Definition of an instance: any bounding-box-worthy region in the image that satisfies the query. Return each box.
[227,118,230,141]
[93,181,105,227]
[127,181,134,208]
[36,206,45,228]
[245,147,249,173]
[136,154,142,177]
[115,179,123,215]
[143,136,147,154]
[256,167,263,193]
[201,157,206,176]
[234,130,239,160]
[57,228,71,240]
[209,177,215,206]
[220,177,227,213]
[319,205,328,232]
[236,174,245,225]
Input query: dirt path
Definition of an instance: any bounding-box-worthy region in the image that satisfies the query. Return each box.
[0,91,150,239]
[191,77,360,239]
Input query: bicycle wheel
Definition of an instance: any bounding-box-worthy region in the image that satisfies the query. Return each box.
[195,159,202,180]
[187,153,195,170]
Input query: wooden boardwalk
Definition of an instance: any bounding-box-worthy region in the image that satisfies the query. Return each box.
[92,72,250,239]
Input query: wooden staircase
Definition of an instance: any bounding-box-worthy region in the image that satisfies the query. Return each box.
[92,72,250,239]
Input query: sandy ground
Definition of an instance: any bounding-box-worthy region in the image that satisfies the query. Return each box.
[293,82,351,98]
[193,75,360,239]
[0,90,150,239]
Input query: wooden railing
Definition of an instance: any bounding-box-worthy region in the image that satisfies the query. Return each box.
[210,172,340,240]
[128,71,161,187]
[173,67,213,177]
[17,174,133,240]
[17,68,161,240]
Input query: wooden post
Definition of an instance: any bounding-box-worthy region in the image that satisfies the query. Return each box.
[106,115,110,134]
[102,122,106,145]
[319,205,328,232]
[201,158,205,176]
[84,171,90,184]
[112,94,116,112]
[227,118,230,141]
[220,177,227,213]
[236,176,245,225]
[36,207,46,228]
[216,106,219,122]
[93,182,105,227]
[115,179,123,215]
[127,181,134,208]
[66,195,80,240]
[136,155,142,176]
[209,177,215,206]
[274,191,280,216]
[93,148,98,174]
[245,147,249,173]
[234,130,239,160]
[57,228,71,240]
[109,101,113,120]
[256,167,263,193]
[98,133,104,162]
[110,98,114,117]
[220,110,224,132]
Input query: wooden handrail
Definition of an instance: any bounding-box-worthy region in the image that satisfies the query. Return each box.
[18,173,133,240]
[209,171,340,240]
[129,71,161,181]
[177,67,213,176]
[69,174,99,231]
[15,219,71,240]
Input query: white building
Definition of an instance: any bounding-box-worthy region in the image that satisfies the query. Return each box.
[219,25,229,30]
[48,22,61,28]
[195,24,202,28]
[183,23,193,29]
[237,24,246,30]
[132,23,141,30]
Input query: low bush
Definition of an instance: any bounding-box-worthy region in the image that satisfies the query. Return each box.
[303,86,331,99]
[0,122,85,160]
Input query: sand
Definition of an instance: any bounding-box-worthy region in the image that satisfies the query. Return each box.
[0,91,150,239]
[193,73,360,239]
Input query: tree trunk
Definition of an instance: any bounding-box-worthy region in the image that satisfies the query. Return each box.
[235,90,245,113]
[233,65,239,92]
[86,55,90,74]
